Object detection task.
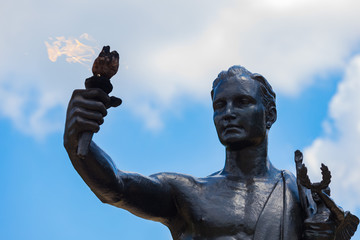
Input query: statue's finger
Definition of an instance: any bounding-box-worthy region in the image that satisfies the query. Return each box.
[110,96,122,107]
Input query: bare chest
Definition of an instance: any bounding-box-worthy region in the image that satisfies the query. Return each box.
[172,179,278,238]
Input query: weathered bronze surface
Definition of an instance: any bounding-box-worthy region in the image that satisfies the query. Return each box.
[64,47,358,239]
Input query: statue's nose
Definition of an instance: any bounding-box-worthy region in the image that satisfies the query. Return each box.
[223,104,236,121]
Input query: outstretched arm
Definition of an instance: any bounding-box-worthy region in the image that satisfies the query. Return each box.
[64,46,177,222]
[64,88,177,223]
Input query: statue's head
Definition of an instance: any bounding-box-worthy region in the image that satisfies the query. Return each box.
[211,66,277,149]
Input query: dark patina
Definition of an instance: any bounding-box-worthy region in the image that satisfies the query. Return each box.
[64,47,358,240]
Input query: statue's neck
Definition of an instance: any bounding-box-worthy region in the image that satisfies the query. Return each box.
[221,136,270,178]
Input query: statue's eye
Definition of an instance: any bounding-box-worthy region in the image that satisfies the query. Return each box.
[234,97,253,107]
[213,100,225,110]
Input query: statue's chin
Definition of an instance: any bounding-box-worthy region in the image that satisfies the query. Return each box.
[222,140,254,150]
[221,135,265,150]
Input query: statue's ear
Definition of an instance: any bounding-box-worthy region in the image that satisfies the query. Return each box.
[266,105,277,129]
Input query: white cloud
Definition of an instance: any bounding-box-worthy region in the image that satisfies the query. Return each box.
[1,0,360,137]
[0,73,70,139]
[132,102,164,130]
[148,0,360,97]
[303,54,360,211]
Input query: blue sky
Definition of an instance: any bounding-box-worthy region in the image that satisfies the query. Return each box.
[1,0,360,239]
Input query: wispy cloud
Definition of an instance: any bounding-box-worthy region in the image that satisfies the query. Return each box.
[147,0,360,97]
[0,33,98,139]
[304,55,360,211]
[1,1,360,137]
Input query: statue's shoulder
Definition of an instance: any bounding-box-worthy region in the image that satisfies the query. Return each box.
[280,169,301,202]
[269,165,298,193]
[150,172,204,187]
[281,169,297,183]
[149,172,223,192]
[281,170,297,187]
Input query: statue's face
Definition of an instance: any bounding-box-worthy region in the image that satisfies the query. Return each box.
[212,76,267,149]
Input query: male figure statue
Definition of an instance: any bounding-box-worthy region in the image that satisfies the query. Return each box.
[65,60,337,238]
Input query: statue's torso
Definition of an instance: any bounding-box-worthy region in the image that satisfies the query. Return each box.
[158,170,283,240]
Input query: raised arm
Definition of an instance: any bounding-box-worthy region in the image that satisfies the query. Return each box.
[63,88,177,223]
[64,46,178,223]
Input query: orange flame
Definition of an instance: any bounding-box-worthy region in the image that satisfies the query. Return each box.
[45,33,97,66]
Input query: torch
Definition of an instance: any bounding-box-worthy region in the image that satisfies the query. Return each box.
[77,46,121,159]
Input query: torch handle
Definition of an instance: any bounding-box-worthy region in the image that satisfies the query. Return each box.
[77,132,94,159]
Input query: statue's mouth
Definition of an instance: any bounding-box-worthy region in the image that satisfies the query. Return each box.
[223,125,244,134]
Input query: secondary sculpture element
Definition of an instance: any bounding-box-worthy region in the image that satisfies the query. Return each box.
[64,47,358,239]
[295,151,359,239]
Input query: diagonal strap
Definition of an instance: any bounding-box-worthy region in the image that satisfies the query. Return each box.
[253,174,283,240]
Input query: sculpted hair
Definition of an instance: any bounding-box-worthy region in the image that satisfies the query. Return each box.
[211,65,276,120]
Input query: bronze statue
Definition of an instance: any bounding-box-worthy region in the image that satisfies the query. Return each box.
[64,47,358,239]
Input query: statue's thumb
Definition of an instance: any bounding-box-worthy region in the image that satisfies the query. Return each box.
[110,96,122,107]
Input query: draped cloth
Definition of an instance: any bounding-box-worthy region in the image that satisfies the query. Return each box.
[254,170,303,240]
